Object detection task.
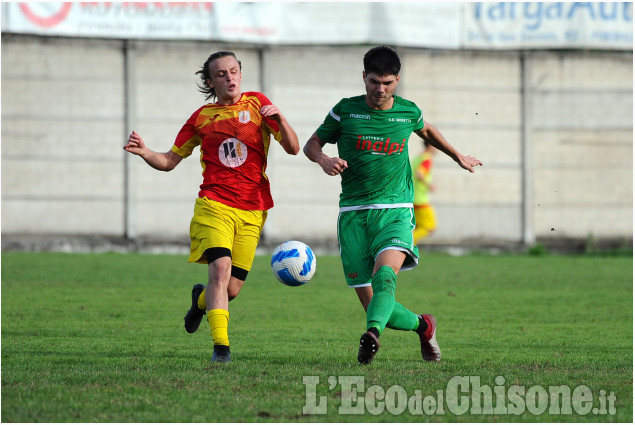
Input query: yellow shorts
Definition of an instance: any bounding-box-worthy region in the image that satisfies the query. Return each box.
[413,204,437,242]
[188,197,267,271]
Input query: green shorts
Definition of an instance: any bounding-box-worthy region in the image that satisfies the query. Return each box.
[337,207,419,287]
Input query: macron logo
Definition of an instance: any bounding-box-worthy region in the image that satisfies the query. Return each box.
[350,113,371,120]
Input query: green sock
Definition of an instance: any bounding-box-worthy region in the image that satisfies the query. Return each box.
[366,266,397,335]
[386,302,419,331]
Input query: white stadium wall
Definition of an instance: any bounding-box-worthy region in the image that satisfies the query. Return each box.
[529,53,633,240]
[400,50,524,243]
[2,37,127,235]
[1,35,632,248]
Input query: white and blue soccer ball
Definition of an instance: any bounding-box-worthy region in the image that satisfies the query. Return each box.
[271,240,316,286]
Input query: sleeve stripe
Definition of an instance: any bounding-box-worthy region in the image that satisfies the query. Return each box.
[329,109,341,122]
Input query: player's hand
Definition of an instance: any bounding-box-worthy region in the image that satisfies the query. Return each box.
[123,131,147,156]
[318,156,348,176]
[260,104,282,122]
[456,154,483,173]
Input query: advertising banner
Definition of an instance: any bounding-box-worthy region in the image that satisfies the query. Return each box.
[2,2,214,39]
[463,2,633,50]
[211,2,461,48]
[2,2,632,51]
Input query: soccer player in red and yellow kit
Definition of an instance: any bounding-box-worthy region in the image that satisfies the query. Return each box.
[412,140,438,243]
[124,51,299,363]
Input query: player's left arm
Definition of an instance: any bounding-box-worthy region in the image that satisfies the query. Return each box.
[260,104,300,155]
[414,120,483,173]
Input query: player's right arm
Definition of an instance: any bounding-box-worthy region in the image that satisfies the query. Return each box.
[123,130,183,171]
[303,132,348,176]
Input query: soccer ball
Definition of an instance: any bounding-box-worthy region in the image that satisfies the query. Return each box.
[271,240,316,286]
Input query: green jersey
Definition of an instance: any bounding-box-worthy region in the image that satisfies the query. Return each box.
[316,95,424,210]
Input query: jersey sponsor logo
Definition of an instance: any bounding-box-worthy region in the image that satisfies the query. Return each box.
[356,135,405,155]
[219,138,248,168]
[238,110,251,124]
[349,113,371,120]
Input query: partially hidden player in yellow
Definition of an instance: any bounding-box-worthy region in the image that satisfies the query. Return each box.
[123,51,299,363]
[412,140,437,244]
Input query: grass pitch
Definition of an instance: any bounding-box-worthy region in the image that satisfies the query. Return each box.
[1,251,632,422]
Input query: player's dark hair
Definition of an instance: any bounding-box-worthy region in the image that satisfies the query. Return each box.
[196,51,242,101]
[363,46,401,76]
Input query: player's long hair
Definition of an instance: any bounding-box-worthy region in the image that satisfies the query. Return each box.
[196,51,242,101]
[363,46,401,76]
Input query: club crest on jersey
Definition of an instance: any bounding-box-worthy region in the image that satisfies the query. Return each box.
[356,135,405,155]
[238,110,250,124]
[219,138,248,168]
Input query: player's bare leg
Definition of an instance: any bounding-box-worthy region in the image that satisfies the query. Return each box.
[227,276,245,301]
[355,286,372,311]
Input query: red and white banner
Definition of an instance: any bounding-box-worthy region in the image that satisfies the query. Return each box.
[3,2,214,39]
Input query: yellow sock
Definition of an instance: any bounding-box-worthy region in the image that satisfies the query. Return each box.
[207,309,230,346]
[197,288,207,310]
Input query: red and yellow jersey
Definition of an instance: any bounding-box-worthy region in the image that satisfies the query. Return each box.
[412,151,433,206]
[171,92,282,210]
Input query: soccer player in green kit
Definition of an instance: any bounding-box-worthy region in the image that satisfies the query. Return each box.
[303,46,482,364]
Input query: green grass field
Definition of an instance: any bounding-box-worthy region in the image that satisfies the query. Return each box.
[1,251,632,422]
